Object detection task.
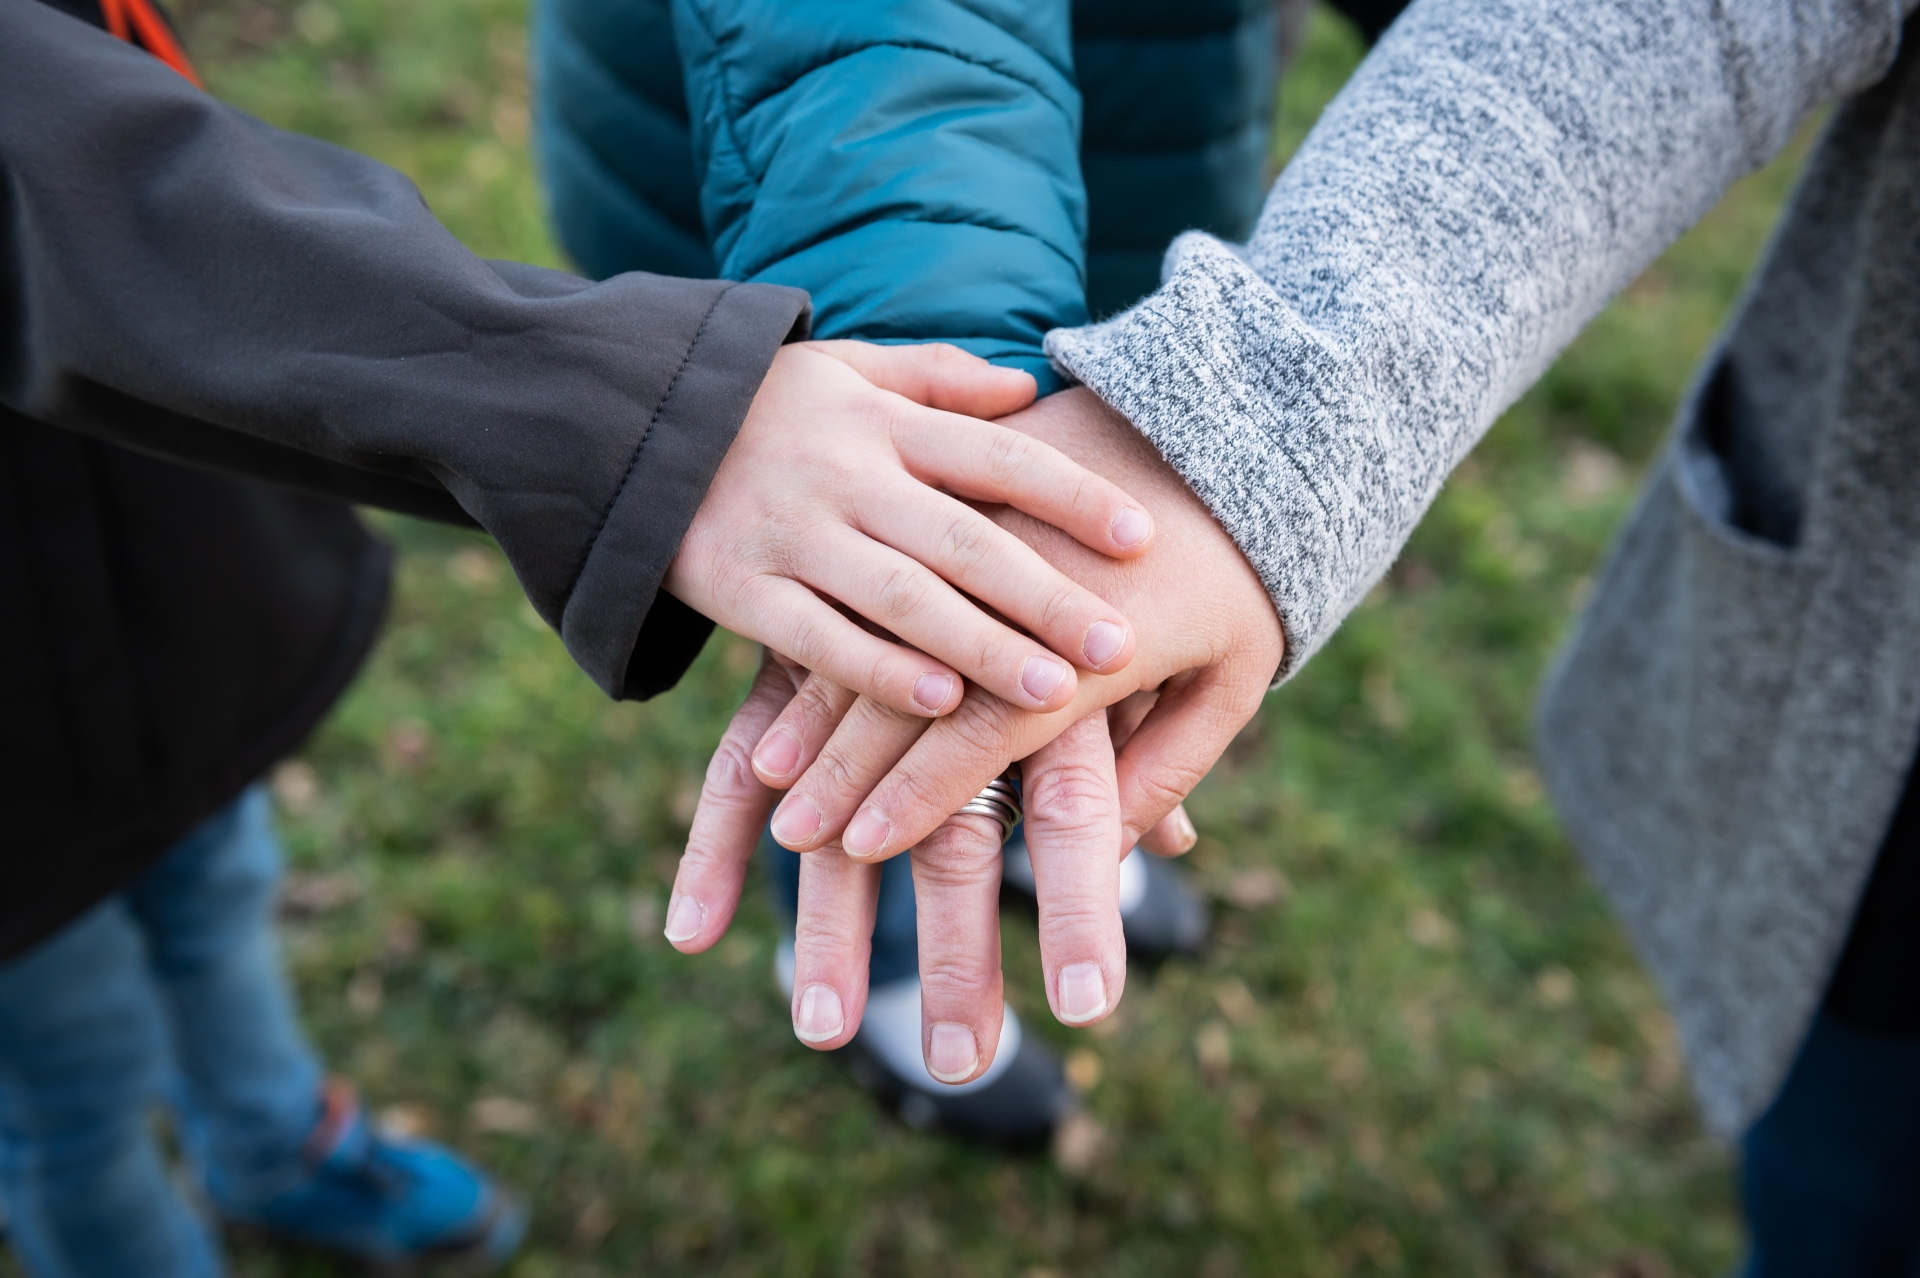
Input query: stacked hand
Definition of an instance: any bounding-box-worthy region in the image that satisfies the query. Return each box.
[667,385,1285,1082]
[664,342,1153,719]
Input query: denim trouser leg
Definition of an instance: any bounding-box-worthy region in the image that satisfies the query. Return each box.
[1741,1010,1920,1277]
[0,894,216,1278]
[128,787,323,1195]
[765,836,920,986]
[0,785,323,1278]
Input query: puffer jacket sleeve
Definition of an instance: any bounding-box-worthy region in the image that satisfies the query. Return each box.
[1,0,810,701]
[671,0,1086,390]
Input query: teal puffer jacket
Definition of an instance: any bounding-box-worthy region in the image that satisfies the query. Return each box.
[532,0,1286,387]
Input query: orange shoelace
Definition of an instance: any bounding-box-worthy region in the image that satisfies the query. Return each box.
[100,0,204,88]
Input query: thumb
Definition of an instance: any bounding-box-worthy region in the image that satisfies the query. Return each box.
[809,340,1038,419]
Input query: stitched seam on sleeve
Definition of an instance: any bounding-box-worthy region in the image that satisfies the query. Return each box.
[733,41,1072,123]
[562,286,728,608]
[735,211,1083,284]
[684,0,755,197]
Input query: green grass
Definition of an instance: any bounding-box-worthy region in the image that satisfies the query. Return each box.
[19,2,1822,1273]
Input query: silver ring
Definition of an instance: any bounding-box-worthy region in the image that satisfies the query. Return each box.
[954,771,1022,845]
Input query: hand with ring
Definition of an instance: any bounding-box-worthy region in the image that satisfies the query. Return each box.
[665,387,1284,1083]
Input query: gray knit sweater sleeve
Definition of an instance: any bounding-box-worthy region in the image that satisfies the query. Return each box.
[1045,0,1912,678]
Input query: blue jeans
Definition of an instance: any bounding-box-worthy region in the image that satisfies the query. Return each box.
[0,787,323,1278]
[1742,1011,1920,1276]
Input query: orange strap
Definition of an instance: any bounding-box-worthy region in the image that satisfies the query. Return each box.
[100,0,204,89]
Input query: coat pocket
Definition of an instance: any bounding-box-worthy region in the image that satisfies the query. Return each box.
[1663,407,1816,834]
[1536,371,1817,912]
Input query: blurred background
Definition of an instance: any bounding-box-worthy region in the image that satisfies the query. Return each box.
[14,2,1822,1273]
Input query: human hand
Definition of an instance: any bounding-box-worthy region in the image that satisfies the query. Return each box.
[664,342,1155,719]
[758,386,1283,861]
[663,645,1138,1071]
[666,387,1284,1074]
[787,706,1132,1077]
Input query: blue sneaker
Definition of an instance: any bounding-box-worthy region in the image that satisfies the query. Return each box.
[208,1081,526,1275]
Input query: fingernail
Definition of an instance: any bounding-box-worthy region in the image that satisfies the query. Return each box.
[794,983,845,1042]
[1057,962,1109,1024]
[1175,809,1198,851]
[912,672,955,713]
[770,794,822,846]
[753,729,801,778]
[928,1022,979,1082]
[1082,620,1127,669]
[663,894,705,944]
[843,806,891,858]
[1111,506,1151,548]
[1020,656,1069,705]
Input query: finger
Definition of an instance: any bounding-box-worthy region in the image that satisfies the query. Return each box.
[893,415,1155,559]
[909,814,1007,1084]
[1022,711,1128,1026]
[751,673,858,788]
[807,340,1038,420]
[800,527,1083,711]
[667,651,799,953]
[896,420,1155,558]
[1137,803,1199,857]
[1113,663,1266,848]
[766,694,928,853]
[789,846,880,1051]
[854,484,1137,674]
[740,575,964,717]
[736,349,1143,555]
[832,688,1086,861]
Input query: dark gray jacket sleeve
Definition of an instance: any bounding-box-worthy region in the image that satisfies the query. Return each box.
[0,0,810,699]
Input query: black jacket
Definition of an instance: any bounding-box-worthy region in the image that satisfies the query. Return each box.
[0,0,809,958]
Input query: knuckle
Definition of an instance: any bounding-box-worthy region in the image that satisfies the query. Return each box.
[803,748,862,802]
[937,513,996,574]
[1024,763,1117,828]
[675,837,738,880]
[1133,767,1199,814]
[882,763,953,828]
[792,914,863,956]
[873,564,933,621]
[862,648,899,705]
[917,957,997,1000]
[703,737,763,795]
[914,820,1007,880]
[781,611,833,671]
[1040,899,1116,936]
[1070,471,1104,519]
[1034,585,1083,639]
[982,428,1031,487]
[863,397,912,444]
[790,682,847,733]
[940,702,1020,762]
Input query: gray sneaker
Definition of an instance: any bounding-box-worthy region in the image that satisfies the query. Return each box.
[775,939,1070,1146]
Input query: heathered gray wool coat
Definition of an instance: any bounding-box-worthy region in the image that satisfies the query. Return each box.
[1047,0,1920,1138]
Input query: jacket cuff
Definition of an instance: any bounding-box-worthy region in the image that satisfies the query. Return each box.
[560,280,810,699]
[1045,233,1338,684]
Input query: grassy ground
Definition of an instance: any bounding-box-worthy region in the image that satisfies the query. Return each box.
[18,2,1822,1273]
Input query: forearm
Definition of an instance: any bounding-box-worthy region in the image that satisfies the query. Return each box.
[1049,0,1912,677]
[1,0,808,698]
